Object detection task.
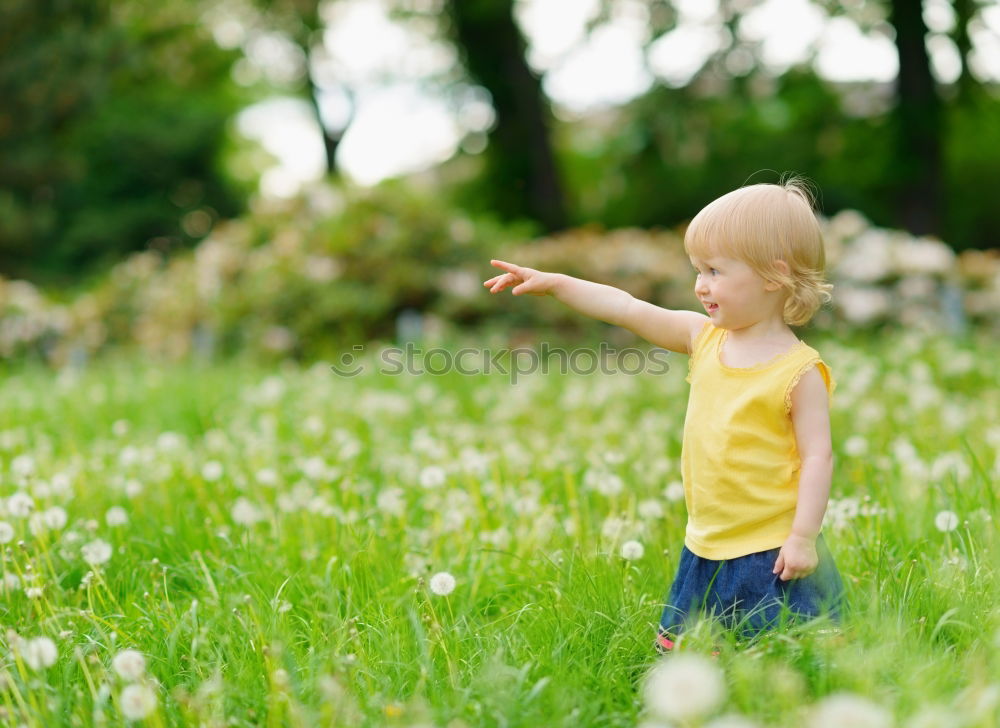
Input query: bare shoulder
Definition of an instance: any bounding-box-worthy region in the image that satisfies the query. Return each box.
[683,312,712,354]
[789,365,831,416]
[789,365,833,457]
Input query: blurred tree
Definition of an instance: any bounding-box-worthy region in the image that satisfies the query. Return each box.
[888,0,942,235]
[0,0,246,281]
[249,0,351,176]
[443,0,567,232]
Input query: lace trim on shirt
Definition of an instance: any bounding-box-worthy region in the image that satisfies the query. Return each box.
[784,357,835,415]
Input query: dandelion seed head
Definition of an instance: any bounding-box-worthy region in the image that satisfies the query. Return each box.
[621,540,645,561]
[844,435,868,456]
[0,521,15,544]
[638,499,665,520]
[584,468,624,497]
[664,481,685,503]
[904,704,963,728]
[419,466,446,489]
[376,488,406,517]
[82,539,113,566]
[705,715,762,728]
[106,507,129,527]
[119,684,157,720]
[643,653,725,721]
[43,506,68,530]
[201,461,224,481]
[257,468,279,486]
[156,432,185,452]
[6,492,34,518]
[301,456,329,480]
[231,498,264,526]
[112,649,147,681]
[19,636,58,671]
[429,571,456,596]
[934,510,959,532]
[807,693,891,728]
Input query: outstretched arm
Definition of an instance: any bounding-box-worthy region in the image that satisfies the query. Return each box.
[485,259,708,354]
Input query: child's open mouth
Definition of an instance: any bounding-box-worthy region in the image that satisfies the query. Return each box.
[707,303,719,312]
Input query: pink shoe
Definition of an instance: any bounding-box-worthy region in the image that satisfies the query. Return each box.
[654,633,676,653]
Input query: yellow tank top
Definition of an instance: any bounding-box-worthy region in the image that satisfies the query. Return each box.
[681,321,836,560]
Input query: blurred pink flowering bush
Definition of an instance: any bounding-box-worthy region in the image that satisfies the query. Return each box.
[1,188,996,365]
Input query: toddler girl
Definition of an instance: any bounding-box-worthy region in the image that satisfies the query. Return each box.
[483,179,845,648]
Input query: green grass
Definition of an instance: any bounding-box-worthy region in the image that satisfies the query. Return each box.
[0,329,998,727]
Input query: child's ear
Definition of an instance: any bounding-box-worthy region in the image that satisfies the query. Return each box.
[764,260,790,292]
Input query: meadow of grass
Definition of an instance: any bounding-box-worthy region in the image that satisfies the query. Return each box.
[1,328,998,727]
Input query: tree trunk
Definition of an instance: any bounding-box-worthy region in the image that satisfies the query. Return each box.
[445,0,567,231]
[306,70,350,176]
[951,0,976,103]
[889,0,942,236]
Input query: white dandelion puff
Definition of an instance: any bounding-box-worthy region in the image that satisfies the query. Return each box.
[11,454,36,478]
[81,539,113,566]
[43,506,68,530]
[419,466,446,489]
[621,540,645,561]
[376,488,406,518]
[429,572,456,596]
[112,649,147,681]
[643,653,725,722]
[663,481,685,503]
[0,521,14,544]
[904,704,963,728]
[584,468,624,497]
[843,435,868,457]
[119,684,157,720]
[934,510,959,533]
[301,456,329,480]
[705,716,762,728]
[6,492,34,518]
[156,432,185,452]
[106,507,129,527]
[119,447,140,467]
[807,693,891,728]
[19,636,58,670]
[231,498,264,526]
[256,468,279,487]
[28,513,48,536]
[601,515,629,542]
[201,461,224,481]
[638,499,665,520]
[50,471,72,493]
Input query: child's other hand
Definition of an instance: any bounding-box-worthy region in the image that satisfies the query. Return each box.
[773,534,819,581]
[483,259,557,296]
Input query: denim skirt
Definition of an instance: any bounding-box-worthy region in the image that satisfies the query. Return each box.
[658,532,845,640]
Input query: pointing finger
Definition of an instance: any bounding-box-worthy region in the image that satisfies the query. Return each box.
[491,259,521,275]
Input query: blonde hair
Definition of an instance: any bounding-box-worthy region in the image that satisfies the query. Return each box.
[683,176,833,327]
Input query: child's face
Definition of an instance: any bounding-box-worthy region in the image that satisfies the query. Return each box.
[689,254,778,329]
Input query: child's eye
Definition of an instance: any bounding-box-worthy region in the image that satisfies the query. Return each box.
[710,268,718,275]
